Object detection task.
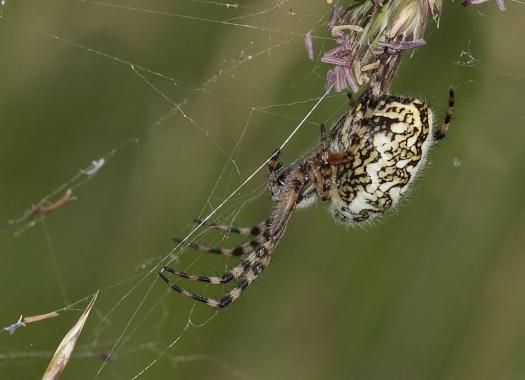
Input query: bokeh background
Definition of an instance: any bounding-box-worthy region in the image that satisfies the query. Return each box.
[1,1,524,379]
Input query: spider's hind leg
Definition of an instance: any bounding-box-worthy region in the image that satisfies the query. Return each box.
[433,87,455,143]
[347,91,358,109]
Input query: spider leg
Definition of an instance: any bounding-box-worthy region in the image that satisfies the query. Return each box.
[303,124,333,202]
[347,91,357,109]
[305,123,361,202]
[216,253,271,307]
[268,147,281,173]
[433,87,455,143]
[326,148,357,165]
[161,247,263,286]
[268,148,291,201]
[160,241,273,308]
[193,219,269,237]
[172,220,271,258]
[320,123,330,150]
[160,166,307,308]
[211,174,304,307]
[173,234,267,257]
[324,128,363,166]
[171,219,271,258]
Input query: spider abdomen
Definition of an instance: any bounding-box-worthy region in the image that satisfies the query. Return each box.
[329,96,434,224]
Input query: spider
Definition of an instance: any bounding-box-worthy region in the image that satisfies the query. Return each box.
[159,87,455,308]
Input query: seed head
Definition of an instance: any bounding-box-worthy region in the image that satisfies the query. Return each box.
[322,0,443,94]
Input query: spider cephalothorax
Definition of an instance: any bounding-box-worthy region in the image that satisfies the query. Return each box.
[159,88,455,308]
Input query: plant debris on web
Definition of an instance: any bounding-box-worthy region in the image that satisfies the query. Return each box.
[41,292,98,380]
[3,311,61,335]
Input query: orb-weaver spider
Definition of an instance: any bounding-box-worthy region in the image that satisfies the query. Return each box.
[159,87,455,308]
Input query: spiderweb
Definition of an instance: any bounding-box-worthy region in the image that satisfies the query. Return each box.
[1,1,525,379]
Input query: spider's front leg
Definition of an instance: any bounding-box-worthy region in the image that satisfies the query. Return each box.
[160,167,307,308]
[305,123,354,202]
[268,149,314,208]
[303,124,332,202]
[267,148,291,202]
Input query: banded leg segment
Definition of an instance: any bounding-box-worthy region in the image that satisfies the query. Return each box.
[174,234,267,257]
[209,167,307,307]
[210,194,298,308]
[216,253,272,307]
[268,148,291,201]
[161,248,263,286]
[306,124,333,201]
[194,219,270,237]
[433,87,455,142]
[160,165,307,308]
[160,241,272,308]
[173,220,270,258]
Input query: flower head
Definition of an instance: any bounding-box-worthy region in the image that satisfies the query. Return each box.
[321,0,443,94]
[462,0,506,11]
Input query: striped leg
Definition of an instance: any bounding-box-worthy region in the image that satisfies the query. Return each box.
[160,241,273,308]
[193,219,269,237]
[172,219,270,257]
[268,148,291,202]
[307,124,333,202]
[173,235,266,257]
[160,165,307,308]
[160,247,263,286]
[433,87,455,142]
[216,251,272,307]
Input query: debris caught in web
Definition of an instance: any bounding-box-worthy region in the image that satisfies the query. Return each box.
[1,189,77,231]
[80,158,106,177]
[4,311,60,336]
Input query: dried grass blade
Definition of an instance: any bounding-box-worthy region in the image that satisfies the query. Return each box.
[41,291,98,380]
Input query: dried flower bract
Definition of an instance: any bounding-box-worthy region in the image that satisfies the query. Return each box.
[322,0,442,94]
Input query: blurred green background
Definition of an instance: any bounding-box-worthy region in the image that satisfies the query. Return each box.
[1,1,524,379]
